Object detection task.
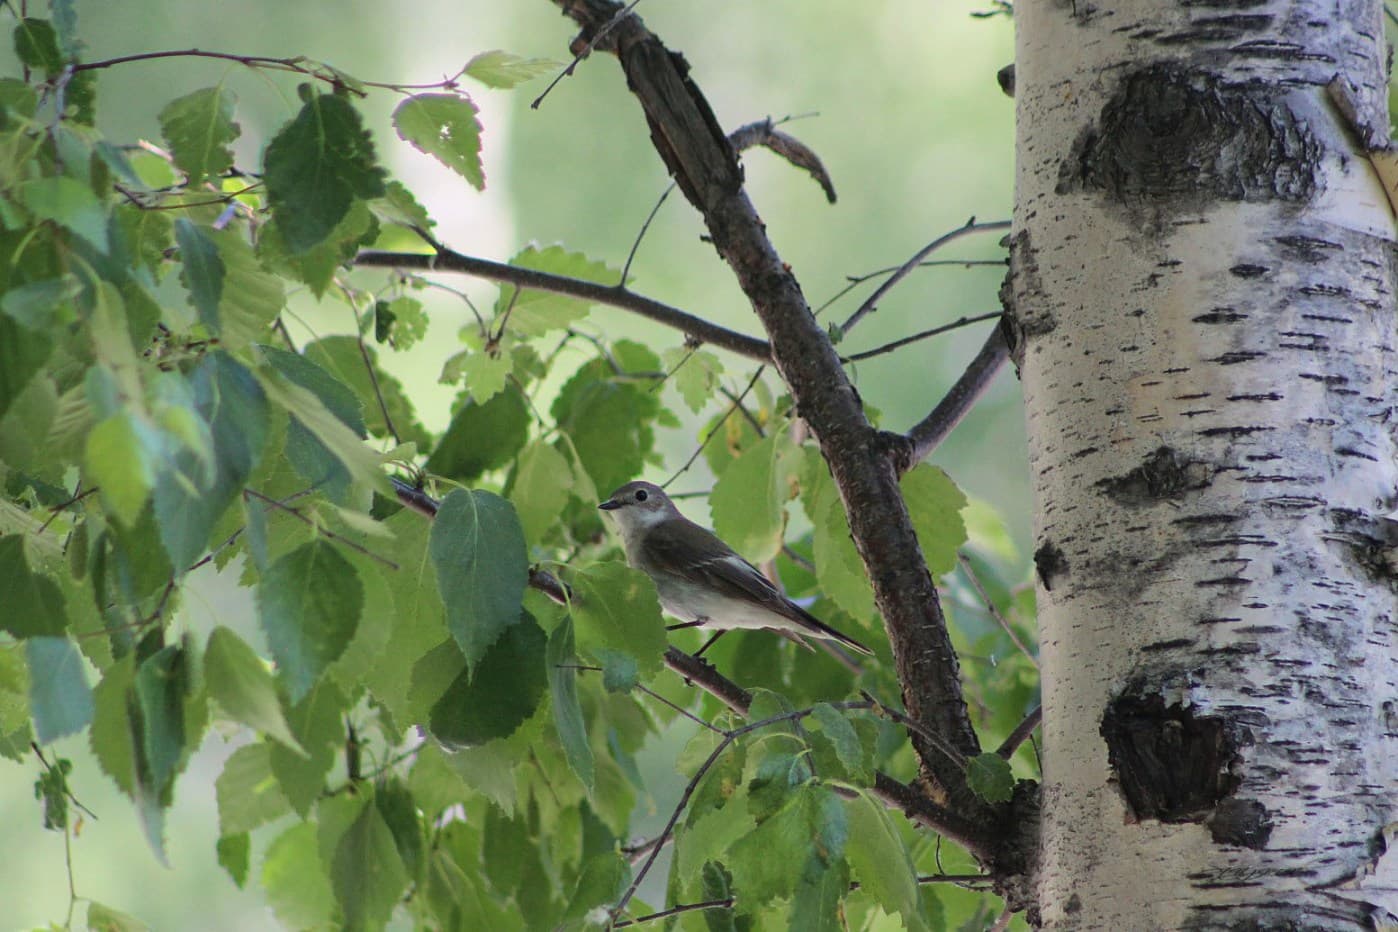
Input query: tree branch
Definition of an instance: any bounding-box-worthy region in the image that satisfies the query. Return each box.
[548,0,985,813]
[354,246,772,361]
[899,325,1010,471]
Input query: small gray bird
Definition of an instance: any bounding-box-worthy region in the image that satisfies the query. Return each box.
[599,480,872,655]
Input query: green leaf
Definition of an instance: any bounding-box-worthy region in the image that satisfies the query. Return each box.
[158,86,240,186]
[215,743,293,835]
[174,219,224,332]
[844,793,925,932]
[562,852,628,923]
[204,626,306,754]
[2,276,80,330]
[727,783,847,909]
[509,440,574,543]
[0,314,54,423]
[262,822,335,929]
[493,245,620,336]
[392,93,484,190]
[362,511,445,727]
[569,562,666,682]
[710,430,797,563]
[966,752,1014,803]
[426,614,547,749]
[22,176,108,253]
[85,412,161,528]
[429,489,528,672]
[464,50,559,89]
[216,833,251,888]
[664,347,724,413]
[902,464,968,576]
[373,295,427,350]
[458,350,513,403]
[132,643,194,807]
[264,91,386,253]
[808,702,869,783]
[13,18,61,73]
[268,681,345,815]
[302,336,431,447]
[547,619,594,791]
[330,792,411,931]
[425,382,530,483]
[27,637,92,744]
[152,352,269,569]
[215,229,286,349]
[803,450,874,620]
[89,655,135,795]
[0,535,66,638]
[86,901,149,932]
[375,778,426,882]
[257,540,363,701]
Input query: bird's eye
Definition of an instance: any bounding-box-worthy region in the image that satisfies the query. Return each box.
[635,489,648,502]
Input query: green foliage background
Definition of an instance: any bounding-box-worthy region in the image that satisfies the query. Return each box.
[0,1,1027,929]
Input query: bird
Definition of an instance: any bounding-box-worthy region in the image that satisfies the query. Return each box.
[598,480,872,655]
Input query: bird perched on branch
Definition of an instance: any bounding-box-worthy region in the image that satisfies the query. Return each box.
[599,480,872,655]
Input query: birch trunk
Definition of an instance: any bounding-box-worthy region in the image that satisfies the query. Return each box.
[1011,0,1398,927]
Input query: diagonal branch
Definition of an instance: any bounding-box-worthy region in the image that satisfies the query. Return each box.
[548,0,985,815]
[353,246,772,361]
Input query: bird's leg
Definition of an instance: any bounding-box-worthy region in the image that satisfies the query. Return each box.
[666,621,705,631]
[693,630,727,658]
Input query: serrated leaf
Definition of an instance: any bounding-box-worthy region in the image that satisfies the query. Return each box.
[710,430,797,563]
[508,440,573,543]
[302,335,430,447]
[216,230,285,349]
[14,18,61,73]
[374,295,427,350]
[216,743,293,835]
[664,347,724,413]
[216,833,251,888]
[562,852,628,923]
[568,562,666,682]
[204,626,306,754]
[257,540,363,701]
[393,93,484,190]
[0,535,66,638]
[464,50,559,89]
[27,636,92,744]
[89,655,135,795]
[809,702,869,783]
[844,793,925,932]
[459,350,512,402]
[85,412,162,528]
[330,793,410,932]
[966,752,1014,803]
[425,616,547,749]
[257,364,388,500]
[493,245,620,336]
[902,464,968,575]
[264,91,385,253]
[174,219,224,332]
[727,783,847,908]
[86,901,149,932]
[269,681,345,815]
[22,175,108,252]
[429,489,527,671]
[547,619,594,790]
[131,643,195,809]
[158,87,240,186]
[425,383,530,483]
[262,822,335,929]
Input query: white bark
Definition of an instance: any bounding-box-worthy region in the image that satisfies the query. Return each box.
[1013,0,1398,927]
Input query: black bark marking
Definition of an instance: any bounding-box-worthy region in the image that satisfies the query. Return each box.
[1097,446,1212,505]
[1208,798,1273,849]
[1101,693,1242,824]
[1229,263,1269,278]
[1034,540,1068,591]
[1056,65,1322,211]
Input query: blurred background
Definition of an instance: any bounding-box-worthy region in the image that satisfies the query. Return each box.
[0,1,1020,927]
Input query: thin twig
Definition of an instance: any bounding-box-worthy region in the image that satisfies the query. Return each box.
[354,246,771,361]
[996,706,1043,760]
[900,325,1010,471]
[844,311,1002,363]
[36,486,98,534]
[859,690,968,770]
[243,488,399,570]
[612,898,733,928]
[838,219,1012,335]
[957,554,1038,670]
[531,0,645,109]
[620,183,676,284]
[663,367,766,487]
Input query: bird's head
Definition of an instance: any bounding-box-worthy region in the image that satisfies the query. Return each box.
[599,480,678,536]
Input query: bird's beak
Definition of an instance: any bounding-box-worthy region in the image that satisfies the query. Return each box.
[598,498,621,511]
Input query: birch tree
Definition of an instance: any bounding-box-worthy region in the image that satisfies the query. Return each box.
[1011,0,1398,926]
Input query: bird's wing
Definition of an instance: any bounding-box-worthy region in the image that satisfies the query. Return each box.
[642,520,873,655]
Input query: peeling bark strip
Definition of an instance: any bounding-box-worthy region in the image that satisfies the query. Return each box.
[1056,65,1323,206]
[1016,0,1396,925]
[548,0,997,826]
